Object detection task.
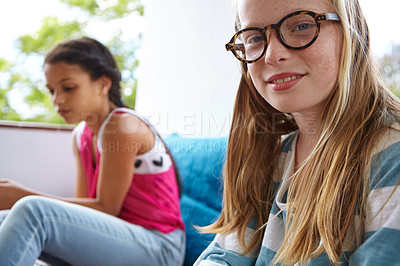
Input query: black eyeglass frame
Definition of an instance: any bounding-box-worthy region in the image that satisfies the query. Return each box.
[225,10,341,64]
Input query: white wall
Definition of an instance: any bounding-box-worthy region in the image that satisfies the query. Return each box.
[0,124,75,197]
[136,0,242,137]
[0,1,241,196]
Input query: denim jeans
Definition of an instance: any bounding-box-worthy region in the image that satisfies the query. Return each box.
[0,196,185,266]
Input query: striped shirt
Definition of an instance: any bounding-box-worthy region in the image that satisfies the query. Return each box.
[195,124,400,265]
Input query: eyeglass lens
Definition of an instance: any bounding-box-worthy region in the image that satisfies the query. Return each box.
[234,13,318,61]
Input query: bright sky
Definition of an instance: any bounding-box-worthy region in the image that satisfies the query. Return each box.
[0,0,143,60]
[0,0,144,118]
[360,0,400,56]
[0,0,64,59]
[0,0,400,57]
[0,0,399,58]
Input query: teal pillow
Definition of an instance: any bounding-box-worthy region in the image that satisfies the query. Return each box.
[164,133,227,266]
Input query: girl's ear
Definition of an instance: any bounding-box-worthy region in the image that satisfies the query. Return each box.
[98,75,112,96]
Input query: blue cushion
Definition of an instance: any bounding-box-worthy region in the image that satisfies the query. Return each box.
[164,133,227,266]
[180,195,220,265]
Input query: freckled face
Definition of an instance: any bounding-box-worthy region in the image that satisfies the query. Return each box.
[237,0,342,116]
[44,62,108,124]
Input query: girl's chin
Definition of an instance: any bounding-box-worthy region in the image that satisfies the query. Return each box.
[62,117,80,125]
[267,103,296,114]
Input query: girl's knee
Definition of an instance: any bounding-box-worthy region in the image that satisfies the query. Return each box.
[11,196,55,220]
[14,195,48,209]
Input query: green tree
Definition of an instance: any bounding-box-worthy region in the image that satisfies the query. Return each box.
[0,0,143,123]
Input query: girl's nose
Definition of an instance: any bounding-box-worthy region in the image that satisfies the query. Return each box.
[263,30,290,65]
[52,91,65,105]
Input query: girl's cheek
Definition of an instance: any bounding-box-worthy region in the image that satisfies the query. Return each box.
[247,66,258,83]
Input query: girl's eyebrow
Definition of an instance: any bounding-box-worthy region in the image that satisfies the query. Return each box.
[46,77,75,89]
[57,77,74,84]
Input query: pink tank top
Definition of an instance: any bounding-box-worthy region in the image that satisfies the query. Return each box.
[74,108,184,233]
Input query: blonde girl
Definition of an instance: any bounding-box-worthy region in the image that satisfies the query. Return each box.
[196,0,400,265]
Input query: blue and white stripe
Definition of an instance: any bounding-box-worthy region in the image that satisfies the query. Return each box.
[195,123,400,265]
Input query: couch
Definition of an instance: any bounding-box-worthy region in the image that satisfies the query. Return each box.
[164,133,227,266]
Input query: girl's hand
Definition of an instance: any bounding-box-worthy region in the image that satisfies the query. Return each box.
[0,180,32,210]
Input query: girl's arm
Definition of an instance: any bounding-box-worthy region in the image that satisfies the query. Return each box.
[64,113,152,216]
[350,137,400,264]
[72,129,88,198]
[0,180,37,209]
[195,221,261,266]
[0,114,151,217]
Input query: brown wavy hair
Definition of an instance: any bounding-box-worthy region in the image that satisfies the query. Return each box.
[202,0,400,264]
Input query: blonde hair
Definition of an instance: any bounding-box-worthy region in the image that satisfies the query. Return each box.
[202,0,400,264]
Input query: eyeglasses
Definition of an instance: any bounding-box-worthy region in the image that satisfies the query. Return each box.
[225,11,340,64]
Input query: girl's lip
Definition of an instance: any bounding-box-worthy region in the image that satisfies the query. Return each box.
[58,110,70,117]
[267,72,305,83]
[266,73,305,91]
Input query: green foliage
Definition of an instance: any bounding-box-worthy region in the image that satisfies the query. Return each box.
[61,0,144,18]
[61,0,99,15]
[0,0,142,124]
[0,84,21,121]
[0,58,11,71]
[17,18,83,56]
[0,56,62,122]
[0,59,22,121]
[107,32,139,107]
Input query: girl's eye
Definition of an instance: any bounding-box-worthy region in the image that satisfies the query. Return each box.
[48,89,55,95]
[249,35,264,44]
[243,32,264,45]
[289,21,316,33]
[294,23,312,31]
[63,86,74,92]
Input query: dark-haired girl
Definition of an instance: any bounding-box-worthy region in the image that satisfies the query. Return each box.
[0,37,185,266]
